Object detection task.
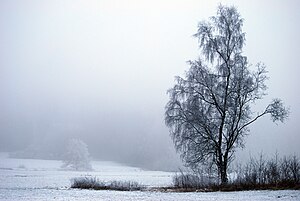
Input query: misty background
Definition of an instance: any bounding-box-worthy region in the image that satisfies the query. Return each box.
[0,0,299,171]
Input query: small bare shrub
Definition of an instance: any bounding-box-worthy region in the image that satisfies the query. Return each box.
[231,153,300,190]
[173,172,201,189]
[280,156,292,182]
[290,155,300,183]
[71,177,144,191]
[71,177,106,190]
[172,168,217,189]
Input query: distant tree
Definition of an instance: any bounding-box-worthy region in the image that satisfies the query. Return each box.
[165,5,289,184]
[61,139,92,171]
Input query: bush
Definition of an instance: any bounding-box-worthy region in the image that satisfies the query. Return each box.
[71,177,106,190]
[172,168,218,190]
[173,172,202,189]
[231,153,300,190]
[171,154,300,192]
[71,177,144,191]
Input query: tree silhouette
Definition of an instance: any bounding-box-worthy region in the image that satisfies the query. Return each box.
[165,5,289,184]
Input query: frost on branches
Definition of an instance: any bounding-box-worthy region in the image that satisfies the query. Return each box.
[165,5,289,184]
[61,139,92,171]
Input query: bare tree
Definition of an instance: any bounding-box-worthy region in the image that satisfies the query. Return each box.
[61,139,92,171]
[165,5,289,184]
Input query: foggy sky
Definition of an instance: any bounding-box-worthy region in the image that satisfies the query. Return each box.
[0,0,299,170]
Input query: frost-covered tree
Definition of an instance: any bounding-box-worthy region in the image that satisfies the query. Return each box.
[165,5,289,184]
[61,139,92,171]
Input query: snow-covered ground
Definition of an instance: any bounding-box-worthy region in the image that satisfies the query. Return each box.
[0,153,299,201]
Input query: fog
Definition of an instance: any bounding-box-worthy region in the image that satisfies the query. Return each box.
[0,0,299,170]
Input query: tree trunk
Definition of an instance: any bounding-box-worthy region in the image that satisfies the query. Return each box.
[219,159,228,185]
[220,165,228,185]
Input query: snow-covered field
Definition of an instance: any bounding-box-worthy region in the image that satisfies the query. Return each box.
[0,153,299,201]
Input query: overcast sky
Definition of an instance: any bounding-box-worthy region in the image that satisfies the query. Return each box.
[0,0,299,170]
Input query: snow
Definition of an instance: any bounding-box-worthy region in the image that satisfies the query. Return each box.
[0,153,299,201]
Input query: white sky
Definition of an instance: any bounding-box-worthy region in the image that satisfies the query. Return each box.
[0,0,299,168]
